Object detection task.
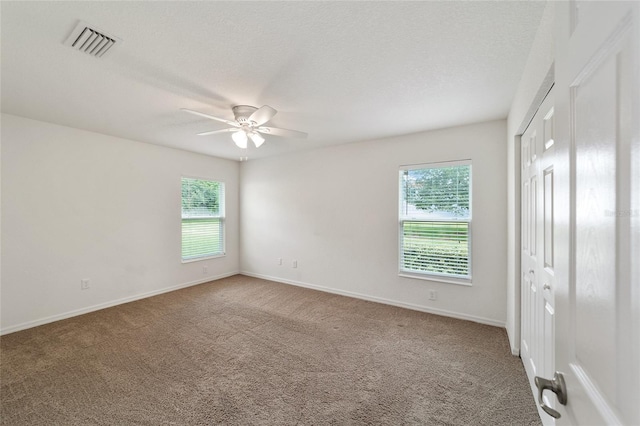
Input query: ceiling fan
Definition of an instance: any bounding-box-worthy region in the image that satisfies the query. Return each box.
[181,105,308,149]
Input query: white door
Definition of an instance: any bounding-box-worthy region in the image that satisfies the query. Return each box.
[521,88,557,426]
[548,1,640,424]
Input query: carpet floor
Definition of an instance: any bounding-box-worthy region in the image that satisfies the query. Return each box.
[1,275,540,425]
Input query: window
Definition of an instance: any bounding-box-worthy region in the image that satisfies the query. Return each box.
[181,177,225,261]
[399,161,472,283]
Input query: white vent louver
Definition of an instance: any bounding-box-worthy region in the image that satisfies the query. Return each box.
[64,21,120,58]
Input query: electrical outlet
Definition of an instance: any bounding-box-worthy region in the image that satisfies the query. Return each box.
[292,260,298,268]
[203,266,208,275]
[429,290,437,301]
[278,258,282,266]
[81,279,90,290]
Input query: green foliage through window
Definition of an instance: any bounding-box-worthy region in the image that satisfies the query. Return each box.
[402,222,469,277]
[182,178,220,217]
[401,165,470,218]
[181,177,224,260]
[399,163,471,280]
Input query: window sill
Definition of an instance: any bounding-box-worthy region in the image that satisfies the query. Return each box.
[181,253,226,264]
[399,272,472,287]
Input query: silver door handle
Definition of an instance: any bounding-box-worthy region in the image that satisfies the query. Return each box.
[534,372,568,418]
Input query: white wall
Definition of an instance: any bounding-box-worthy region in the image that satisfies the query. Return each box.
[241,120,508,326]
[506,2,555,353]
[0,114,240,333]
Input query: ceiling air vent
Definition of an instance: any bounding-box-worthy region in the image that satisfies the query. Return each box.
[64,21,121,58]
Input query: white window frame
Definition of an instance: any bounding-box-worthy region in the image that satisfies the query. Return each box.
[181,176,226,263]
[398,160,472,285]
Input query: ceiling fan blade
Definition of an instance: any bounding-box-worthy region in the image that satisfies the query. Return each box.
[248,105,277,126]
[181,108,238,126]
[258,126,308,139]
[197,128,237,136]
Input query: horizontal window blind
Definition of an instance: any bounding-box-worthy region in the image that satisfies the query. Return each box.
[400,164,470,220]
[181,177,224,261]
[402,221,469,277]
[399,162,471,280]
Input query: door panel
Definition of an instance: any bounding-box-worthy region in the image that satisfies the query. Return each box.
[554,2,640,424]
[544,168,554,269]
[524,180,530,253]
[531,176,538,258]
[521,87,556,425]
[573,50,617,402]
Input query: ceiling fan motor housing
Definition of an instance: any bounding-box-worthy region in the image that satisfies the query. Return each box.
[232,105,259,124]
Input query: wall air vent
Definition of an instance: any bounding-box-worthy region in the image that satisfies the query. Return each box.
[64,21,121,58]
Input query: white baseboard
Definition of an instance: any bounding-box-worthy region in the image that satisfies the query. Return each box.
[241,271,506,328]
[0,271,239,335]
[506,327,521,356]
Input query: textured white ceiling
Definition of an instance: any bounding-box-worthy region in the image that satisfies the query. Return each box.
[1,1,545,161]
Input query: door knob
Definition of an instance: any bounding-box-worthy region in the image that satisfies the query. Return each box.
[534,372,568,418]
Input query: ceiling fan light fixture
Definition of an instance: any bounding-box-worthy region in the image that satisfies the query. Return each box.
[249,132,265,148]
[181,104,307,149]
[232,130,248,149]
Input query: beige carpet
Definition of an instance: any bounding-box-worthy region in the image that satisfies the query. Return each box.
[1,275,540,425]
